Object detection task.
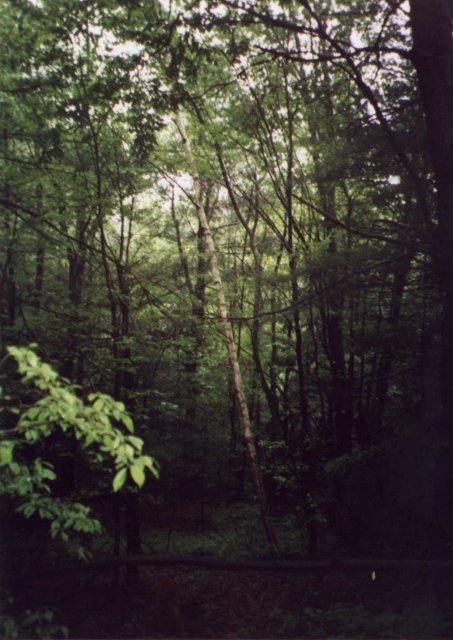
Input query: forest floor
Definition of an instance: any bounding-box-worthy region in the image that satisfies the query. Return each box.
[7,503,453,638]
[22,560,453,638]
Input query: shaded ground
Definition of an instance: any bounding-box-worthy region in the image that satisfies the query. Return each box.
[20,561,453,638]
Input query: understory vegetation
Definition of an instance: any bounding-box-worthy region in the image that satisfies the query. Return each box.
[1,0,453,637]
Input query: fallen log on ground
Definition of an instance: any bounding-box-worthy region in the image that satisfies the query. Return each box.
[19,555,453,581]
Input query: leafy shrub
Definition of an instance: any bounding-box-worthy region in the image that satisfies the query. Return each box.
[0,345,160,636]
[1,346,158,545]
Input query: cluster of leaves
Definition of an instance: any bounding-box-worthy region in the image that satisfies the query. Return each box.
[0,345,158,552]
[259,438,301,496]
[0,605,68,640]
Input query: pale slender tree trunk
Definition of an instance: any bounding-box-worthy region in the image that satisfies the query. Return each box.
[176,111,280,557]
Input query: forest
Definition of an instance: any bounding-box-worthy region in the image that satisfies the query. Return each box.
[1,0,453,637]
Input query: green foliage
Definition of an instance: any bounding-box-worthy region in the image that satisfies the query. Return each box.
[1,345,159,551]
[324,448,365,477]
[0,604,68,640]
[142,502,303,560]
[260,438,305,496]
[0,3,450,634]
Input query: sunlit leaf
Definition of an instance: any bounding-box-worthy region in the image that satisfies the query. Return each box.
[113,467,127,492]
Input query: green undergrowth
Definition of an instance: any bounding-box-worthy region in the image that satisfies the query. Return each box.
[141,503,304,559]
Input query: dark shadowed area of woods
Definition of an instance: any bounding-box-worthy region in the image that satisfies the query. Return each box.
[1,0,453,637]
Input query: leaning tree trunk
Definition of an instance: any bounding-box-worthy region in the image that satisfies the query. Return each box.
[217,148,282,440]
[176,111,280,557]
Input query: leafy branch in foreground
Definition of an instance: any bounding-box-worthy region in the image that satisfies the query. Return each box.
[0,345,159,552]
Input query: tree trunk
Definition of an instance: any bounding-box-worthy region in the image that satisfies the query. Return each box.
[171,187,207,427]
[374,253,412,432]
[176,111,280,557]
[410,0,453,410]
[217,152,283,439]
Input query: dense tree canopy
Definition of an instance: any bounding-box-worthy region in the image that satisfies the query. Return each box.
[1,0,452,637]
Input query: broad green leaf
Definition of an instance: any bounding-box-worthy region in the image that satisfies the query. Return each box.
[128,435,143,450]
[26,352,38,367]
[113,467,127,492]
[142,456,160,478]
[122,414,134,432]
[0,446,13,465]
[61,390,75,405]
[93,398,104,412]
[130,464,145,487]
[41,468,56,480]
